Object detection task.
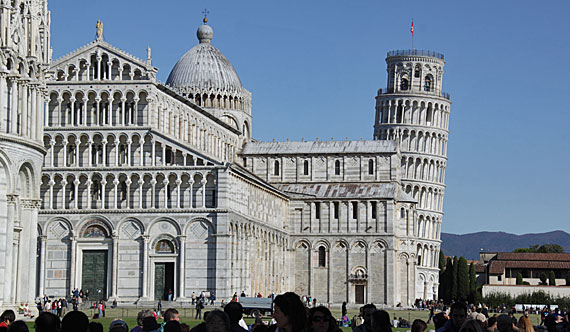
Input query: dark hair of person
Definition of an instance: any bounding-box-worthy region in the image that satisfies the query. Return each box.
[137,310,155,326]
[362,304,377,312]
[163,309,179,322]
[433,312,448,330]
[205,310,230,331]
[273,292,307,332]
[7,321,28,332]
[61,311,89,332]
[252,325,269,332]
[0,311,15,324]
[450,302,467,315]
[223,302,243,323]
[370,310,392,332]
[180,323,190,332]
[88,322,103,332]
[35,312,61,332]
[203,311,210,322]
[488,317,497,328]
[163,321,181,332]
[412,319,428,332]
[308,306,337,332]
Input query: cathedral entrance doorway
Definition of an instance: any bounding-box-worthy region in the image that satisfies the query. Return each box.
[154,262,174,301]
[355,285,365,304]
[81,250,108,300]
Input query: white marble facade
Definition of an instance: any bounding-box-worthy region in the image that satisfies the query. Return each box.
[0,9,452,308]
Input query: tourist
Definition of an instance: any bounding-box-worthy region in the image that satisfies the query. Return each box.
[61,311,89,332]
[180,324,191,332]
[487,317,498,332]
[210,292,216,306]
[517,311,534,332]
[88,322,103,332]
[109,320,129,332]
[459,319,484,332]
[308,306,339,332]
[411,319,427,332]
[34,312,60,332]
[168,289,173,301]
[223,301,247,332]
[192,292,197,305]
[205,310,230,332]
[353,304,377,332]
[370,310,392,332]
[131,310,155,332]
[164,321,181,332]
[196,298,204,320]
[0,310,15,328]
[497,315,516,332]
[434,313,449,330]
[163,308,180,330]
[341,302,347,318]
[7,321,28,332]
[436,303,467,332]
[97,301,104,318]
[142,317,161,332]
[269,292,307,332]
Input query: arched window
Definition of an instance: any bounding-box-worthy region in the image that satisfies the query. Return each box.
[424,76,432,92]
[414,66,421,78]
[274,160,280,176]
[303,160,309,175]
[318,246,326,267]
[334,160,341,175]
[368,159,374,175]
[400,77,409,90]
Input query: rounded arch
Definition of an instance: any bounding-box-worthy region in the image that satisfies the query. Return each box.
[76,215,114,237]
[149,216,183,236]
[116,217,146,235]
[294,238,311,250]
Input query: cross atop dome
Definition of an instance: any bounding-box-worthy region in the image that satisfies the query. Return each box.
[202,8,209,24]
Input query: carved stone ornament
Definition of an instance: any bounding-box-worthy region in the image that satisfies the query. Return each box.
[20,199,42,209]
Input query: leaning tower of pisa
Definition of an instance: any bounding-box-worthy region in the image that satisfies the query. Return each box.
[374,49,451,300]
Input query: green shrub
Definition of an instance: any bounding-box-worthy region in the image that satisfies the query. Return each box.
[516,273,523,285]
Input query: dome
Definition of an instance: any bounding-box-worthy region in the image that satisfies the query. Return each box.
[166,23,244,94]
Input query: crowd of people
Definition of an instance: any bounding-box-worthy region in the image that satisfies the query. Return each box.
[2,292,570,332]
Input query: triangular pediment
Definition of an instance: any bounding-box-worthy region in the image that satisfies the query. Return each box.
[49,39,157,81]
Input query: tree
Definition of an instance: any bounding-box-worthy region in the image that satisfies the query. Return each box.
[549,271,556,286]
[513,245,539,253]
[516,273,523,285]
[441,257,454,303]
[539,272,547,285]
[452,256,459,301]
[538,244,564,253]
[439,249,446,271]
[438,250,446,301]
[566,271,570,286]
[468,262,478,303]
[457,257,469,301]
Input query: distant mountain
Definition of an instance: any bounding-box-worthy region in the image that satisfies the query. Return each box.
[440,231,570,260]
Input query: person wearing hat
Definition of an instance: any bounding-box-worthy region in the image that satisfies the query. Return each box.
[142,317,161,332]
[436,303,467,332]
[497,314,516,332]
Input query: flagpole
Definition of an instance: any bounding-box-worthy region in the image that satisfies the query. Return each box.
[411,19,414,50]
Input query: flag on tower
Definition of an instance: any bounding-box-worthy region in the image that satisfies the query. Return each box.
[411,20,414,35]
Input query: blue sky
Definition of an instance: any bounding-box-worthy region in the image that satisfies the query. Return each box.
[49,0,570,235]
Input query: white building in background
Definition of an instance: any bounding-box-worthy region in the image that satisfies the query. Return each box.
[0,0,51,310]
[0,4,452,308]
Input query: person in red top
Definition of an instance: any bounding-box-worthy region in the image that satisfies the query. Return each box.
[0,310,15,328]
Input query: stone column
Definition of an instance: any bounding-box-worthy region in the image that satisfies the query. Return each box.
[151,140,156,166]
[62,139,68,167]
[87,180,93,209]
[95,97,101,125]
[188,180,194,208]
[201,179,206,208]
[328,246,333,303]
[150,179,157,209]
[61,180,67,209]
[114,142,119,166]
[70,97,75,126]
[127,139,132,166]
[75,143,80,166]
[0,72,6,132]
[73,179,80,209]
[113,179,119,209]
[163,180,169,208]
[9,77,18,134]
[101,179,107,209]
[4,195,16,304]
[139,139,144,166]
[142,235,149,298]
[49,140,55,167]
[88,139,93,166]
[21,82,28,137]
[133,97,139,126]
[125,179,132,209]
[57,97,64,127]
[48,180,55,209]
[38,235,47,297]
[111,232,119,298]
[102,139,107,166]
[120,98,126,126]
[175,179,181,208]
[138,179,144,209]
[178,235,186,298]
[69,233,77,291]
[162,143,166,166]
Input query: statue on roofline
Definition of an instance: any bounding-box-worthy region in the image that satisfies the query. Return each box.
[96,20,103,41]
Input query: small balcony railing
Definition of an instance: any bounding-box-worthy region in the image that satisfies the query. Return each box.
[387,49,445,60]
[378,88,450,100]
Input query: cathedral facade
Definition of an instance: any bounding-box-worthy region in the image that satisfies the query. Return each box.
[1,3,451,310]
